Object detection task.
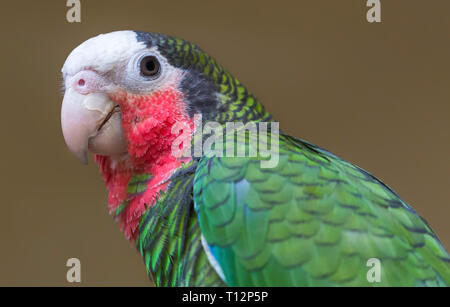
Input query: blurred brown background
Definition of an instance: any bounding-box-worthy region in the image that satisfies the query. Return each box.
[0,0,448,286]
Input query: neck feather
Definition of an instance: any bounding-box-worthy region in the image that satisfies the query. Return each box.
[95,85,193,240]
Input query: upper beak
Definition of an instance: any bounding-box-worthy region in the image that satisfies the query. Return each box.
[61,88,127,164]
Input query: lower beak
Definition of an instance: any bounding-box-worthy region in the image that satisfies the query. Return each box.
[61,88,127,164]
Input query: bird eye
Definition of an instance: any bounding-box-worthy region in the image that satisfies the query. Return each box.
[140,56,160,77]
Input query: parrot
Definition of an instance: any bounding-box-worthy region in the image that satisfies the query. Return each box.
[60,30,450,286]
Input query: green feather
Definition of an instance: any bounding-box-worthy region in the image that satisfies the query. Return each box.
[193,133,450,286]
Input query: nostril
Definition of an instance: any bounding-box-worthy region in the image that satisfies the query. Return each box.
[71,71,106,94]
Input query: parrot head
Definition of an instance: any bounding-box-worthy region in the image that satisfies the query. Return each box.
[61,31,270,239]
[63,31,202,166]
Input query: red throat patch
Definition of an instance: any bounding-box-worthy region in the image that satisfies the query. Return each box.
[94,84,194,241]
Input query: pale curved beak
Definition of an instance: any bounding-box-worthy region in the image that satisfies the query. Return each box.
[61,88,127,164]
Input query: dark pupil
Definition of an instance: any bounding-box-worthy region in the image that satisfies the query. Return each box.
[145,60,155,72]
[141,56,159,76]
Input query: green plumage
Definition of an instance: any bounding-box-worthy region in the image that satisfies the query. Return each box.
[193,133,450,286]
[137,164,224,286]
[132,33,450,286]
[137,129,450,286]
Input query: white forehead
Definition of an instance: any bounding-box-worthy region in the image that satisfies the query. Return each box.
[62,31,146,77]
